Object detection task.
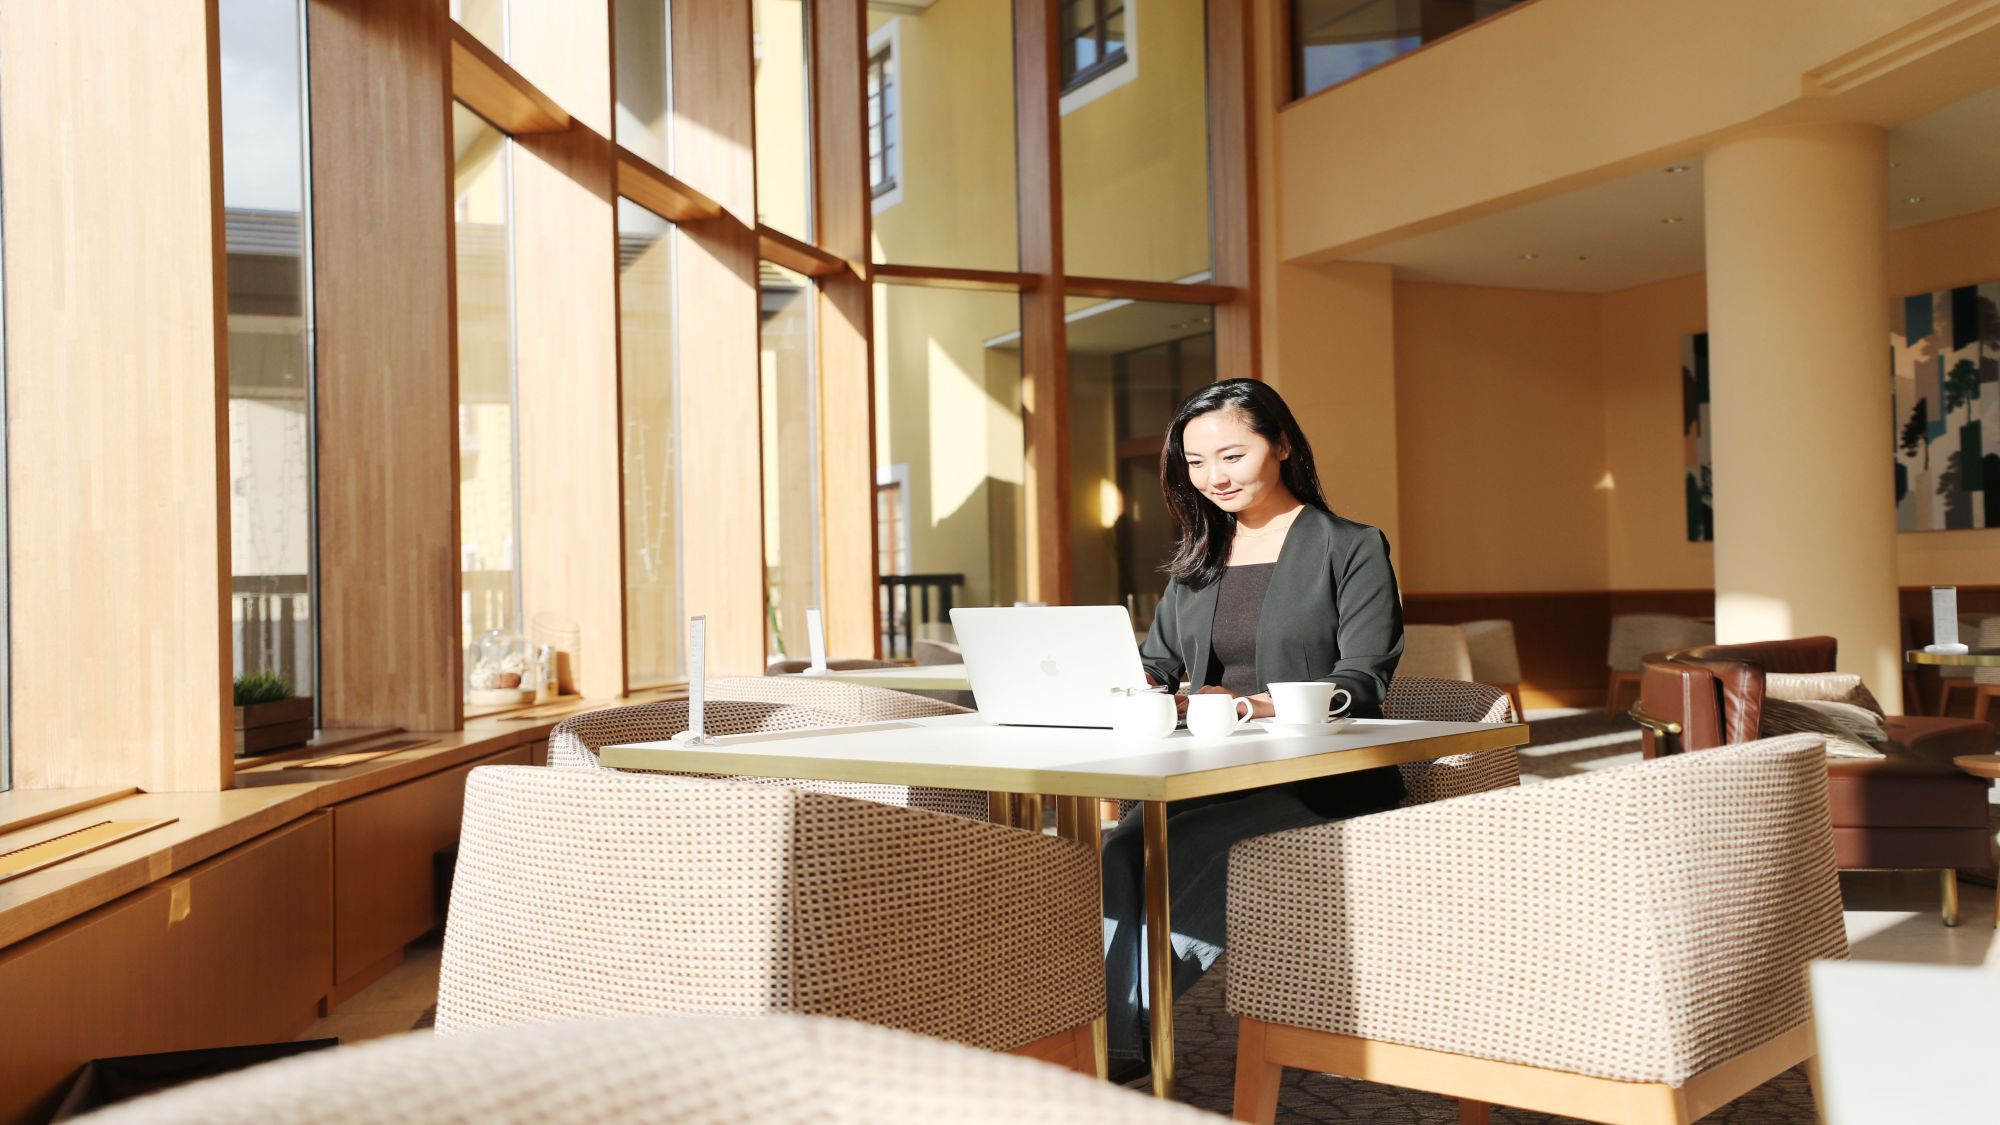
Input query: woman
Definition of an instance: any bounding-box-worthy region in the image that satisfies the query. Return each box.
[1103,377,1406,1082]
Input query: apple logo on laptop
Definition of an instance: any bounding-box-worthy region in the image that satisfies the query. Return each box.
[1040,655,1060,677]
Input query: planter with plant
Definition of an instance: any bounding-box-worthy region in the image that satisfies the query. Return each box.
[234,671,313,756]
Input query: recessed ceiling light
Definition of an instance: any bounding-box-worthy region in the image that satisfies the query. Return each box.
[1905,195,1924,204]
[1519,253,1539,260]
[1664,164,1690,174]
[1661,216,1684,224]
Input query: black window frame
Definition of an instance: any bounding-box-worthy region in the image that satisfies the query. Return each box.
[1060,0,1128,93]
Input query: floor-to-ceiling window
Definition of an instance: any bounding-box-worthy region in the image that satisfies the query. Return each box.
[220,0,317,714]
[452,104,523,681]
[872,285,1025,655]
[1065,299,1215,627]
[760,266,820,661]
[618,198,683,686]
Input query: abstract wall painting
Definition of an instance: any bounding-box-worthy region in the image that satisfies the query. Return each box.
[1683,332,1712,543]
[1893,284,2000,532]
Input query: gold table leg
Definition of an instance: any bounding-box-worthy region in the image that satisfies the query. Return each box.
[1942,868,1960,927]
[1054,796,1111,1081]
[1142,799,1174,1098]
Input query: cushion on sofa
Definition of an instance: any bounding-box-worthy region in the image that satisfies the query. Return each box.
[1764,671,1885,718]
[1760,699,1885,760]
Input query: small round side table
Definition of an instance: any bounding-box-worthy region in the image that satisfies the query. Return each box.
[1906,649,2000,667]
[1951,753,2000,928]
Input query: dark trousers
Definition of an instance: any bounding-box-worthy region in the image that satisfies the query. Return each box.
[1100,786,1333,1062]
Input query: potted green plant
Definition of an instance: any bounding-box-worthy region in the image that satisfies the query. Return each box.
[233,671,313,756]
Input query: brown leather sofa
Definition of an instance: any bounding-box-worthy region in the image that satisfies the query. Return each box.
[1635,636,1994,924]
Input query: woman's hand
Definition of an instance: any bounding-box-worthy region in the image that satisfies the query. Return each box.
[1244,692,1274,719]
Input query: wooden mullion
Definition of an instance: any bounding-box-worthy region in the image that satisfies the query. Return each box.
[672,0,766,675]
[1208,0,1260,379]
[759,224,849,279]
[811,0,880,658]
[872,263,1039,292]
[1064,275,1237,306]
[311,0,463,733]
[448,22,571,135]
[507,0,625,698]
[1016,0,1072,606]
[616,147,724,223]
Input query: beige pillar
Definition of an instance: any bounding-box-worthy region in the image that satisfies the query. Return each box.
[1704,123,1902,709]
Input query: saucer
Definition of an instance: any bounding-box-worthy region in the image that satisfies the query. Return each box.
[1263,717,1355,734]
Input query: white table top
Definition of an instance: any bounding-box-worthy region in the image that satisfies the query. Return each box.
[600,712,1529,802]
[796,664,971,691]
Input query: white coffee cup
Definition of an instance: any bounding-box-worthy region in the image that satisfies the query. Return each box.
[1109,688,1177,740]
[1266,681,1354,727]
[1186,693,1253,739]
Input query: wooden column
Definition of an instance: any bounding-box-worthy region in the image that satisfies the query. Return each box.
[1209,0,1262,380]
[310,0,463,731]
[1015,0,1073,606]
[812,0,880,657]
[673,0,768,675]
[0,0,234,789]
[508,1,628,697]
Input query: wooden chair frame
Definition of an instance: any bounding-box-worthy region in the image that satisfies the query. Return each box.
[1232,1019,1814,1125]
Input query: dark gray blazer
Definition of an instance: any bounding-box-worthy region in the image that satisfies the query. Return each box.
[1137,507,1408,817]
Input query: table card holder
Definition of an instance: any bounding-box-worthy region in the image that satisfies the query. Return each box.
[1928,587,1970,654]
[804,608,828,675]
[673,617,714,745]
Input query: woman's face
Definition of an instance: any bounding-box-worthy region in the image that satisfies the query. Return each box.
[1179,409,1288,514]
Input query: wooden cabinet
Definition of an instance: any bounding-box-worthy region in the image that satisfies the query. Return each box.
[329,745,531,1001]
[0,815,333,1124]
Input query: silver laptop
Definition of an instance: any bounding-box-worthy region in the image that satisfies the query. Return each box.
[948,605,1149,727]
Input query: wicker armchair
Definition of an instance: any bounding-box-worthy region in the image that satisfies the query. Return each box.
[708,674,969,721]
[1458,619,1524,720]
[438,766,1104,1075]
[1607,613,1714,717]
[1397,624,1474,680]
[1383,677,1520,806]
[1226,734,1847,1124]
[80,1014,1210,1124]
[547,697,989,821]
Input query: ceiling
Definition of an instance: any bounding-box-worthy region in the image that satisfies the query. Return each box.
[1344,83,2000,293]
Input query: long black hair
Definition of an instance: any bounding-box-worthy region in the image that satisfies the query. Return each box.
[1160,378,1330,589]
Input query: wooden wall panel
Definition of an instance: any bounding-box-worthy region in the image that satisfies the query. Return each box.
[673,0,768,674]
[506,0,628,697]
[1015,0,1073,605]
[1208,0,1261,379]
[0,815,333,1123]
[310,0,463,731]
[330,744,529,999]
[812,0,880,657]
[0,0,232,791]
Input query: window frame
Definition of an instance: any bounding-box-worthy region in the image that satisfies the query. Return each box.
[866,19,903,214]
[1056,0,1137,116]
[1059,0,1128,93]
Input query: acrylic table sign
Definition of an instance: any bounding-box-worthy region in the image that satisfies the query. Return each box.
[1929,587,1970,654]
[805,608,829,675]
[674,616,712,744]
